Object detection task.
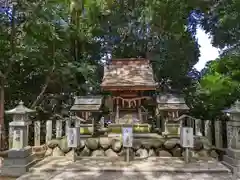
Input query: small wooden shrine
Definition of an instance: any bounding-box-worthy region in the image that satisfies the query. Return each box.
[70,96,103,135]
[101,58,156,133]
[156,93,189,136]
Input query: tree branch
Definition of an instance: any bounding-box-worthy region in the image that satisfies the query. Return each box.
[30,43,56,108]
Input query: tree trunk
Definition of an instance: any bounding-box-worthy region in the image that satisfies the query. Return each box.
[0,84,5,150]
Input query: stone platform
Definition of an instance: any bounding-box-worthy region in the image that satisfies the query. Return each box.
[16,157,232,180]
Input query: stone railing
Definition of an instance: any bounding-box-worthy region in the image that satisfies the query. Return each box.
[163,115,226,150]
[6,117,226,151]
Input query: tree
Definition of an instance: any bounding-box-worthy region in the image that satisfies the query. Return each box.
[187,0,240,119]
[0,0,212,122]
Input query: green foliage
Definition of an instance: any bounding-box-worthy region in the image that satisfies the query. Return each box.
[201,0,240,48]
[0,0,210,120]
[187,55,240,119]
[187,1,240,119]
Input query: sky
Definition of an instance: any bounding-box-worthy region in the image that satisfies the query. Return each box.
[194,28,220,71]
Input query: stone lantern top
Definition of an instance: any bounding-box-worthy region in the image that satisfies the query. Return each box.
[5,101,36,115]
[222,100,240,114]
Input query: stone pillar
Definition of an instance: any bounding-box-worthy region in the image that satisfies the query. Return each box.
[204,120,212,144]
[65,118,71,135]
[138,107,142,123]
[8,125,13,149]
[45,120,52,143]
[195,119,202,136]
[56,119,62,139]
[160,115,165,134]
[163,117,168,135]
[75,117,81,127]
[3,101,36,177]
[214,120,223,149]
[34,120,41,146]
[138,99,142,123]
[26,124,29,145]
[227,121,233,148]
[222,100,240,173]
[115,99,119,124]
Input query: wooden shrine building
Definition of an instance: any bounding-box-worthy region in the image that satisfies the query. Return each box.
[101,58,156,124]
[156,93,189,136]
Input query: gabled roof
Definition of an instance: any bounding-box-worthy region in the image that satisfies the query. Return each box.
[70,96,103,112]
[156,93,189,110]
[101,58,156,91]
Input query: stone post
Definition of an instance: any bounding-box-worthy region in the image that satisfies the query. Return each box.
[204,120,212,144]
[138,99,142,123]
[45,119,52,143]
[222,100,240,173]
[75,116,81,127]
[3,101,36,177]
[195,119,202,136]
[8,125,13,149]
[226,121,233,148]
[56,119,62,139]
[34,120,41,146]
[65,118,71,136]
[214,120,223,149]
[115,100,119,124]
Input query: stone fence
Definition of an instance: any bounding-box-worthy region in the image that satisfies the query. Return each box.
[0,106,228,177]
[6,117,227,152]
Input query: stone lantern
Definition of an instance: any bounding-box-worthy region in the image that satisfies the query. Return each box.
[5,101,35,149]
[2,101,36,177]
[222,100,240,171]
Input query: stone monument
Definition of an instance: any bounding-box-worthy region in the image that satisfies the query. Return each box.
[2,101,36,177]
[222,100,240,172]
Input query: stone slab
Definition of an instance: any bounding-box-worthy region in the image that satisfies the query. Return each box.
[16,157,233,180]
[226,148,240,159]
[28,157,230,174]
[3,153,35,166]
[1,160,37,177]
[223,155,240,166]
[17,171,233,180]
[8,146,32,158]
[108,133,163,139]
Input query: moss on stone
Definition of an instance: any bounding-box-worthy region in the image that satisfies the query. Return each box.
[108,124,150,133]
[80,127,93,134]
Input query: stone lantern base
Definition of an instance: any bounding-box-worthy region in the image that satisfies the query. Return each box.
[1,146,37,177]
[223,148,240,172]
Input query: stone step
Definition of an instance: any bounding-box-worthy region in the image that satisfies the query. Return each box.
[15,157,233,180]
[16,170,233,180]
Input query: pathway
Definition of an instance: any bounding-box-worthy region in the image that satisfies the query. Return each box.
[16,157,233,180]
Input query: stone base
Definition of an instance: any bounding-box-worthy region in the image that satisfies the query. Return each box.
[226,148,240,159]
[8,146,32,158]
[223,155,240,172]
[1,161,35,177]
[108,133,162,138]
[3,153,35,166]
[1,146,37,177]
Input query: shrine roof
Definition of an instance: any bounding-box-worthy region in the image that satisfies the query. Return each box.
[101,58,156,90]
[156,93,189,110]
[70,96,103,112]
